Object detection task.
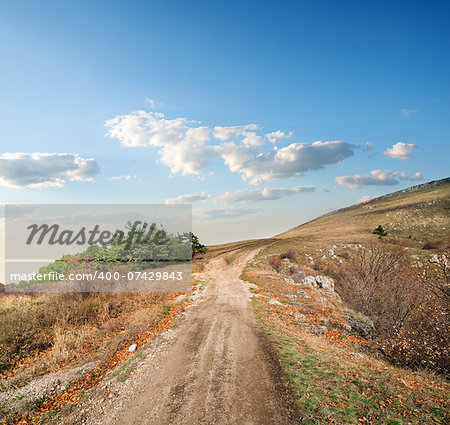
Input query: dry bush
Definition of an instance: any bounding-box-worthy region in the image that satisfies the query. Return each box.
[287,264,305,283]
[0,292,167,376]
[423,249,450,303]
[380,298,449,376]
[336,245,449,376]
[280,250,296,260]
[337,245,418,331]
[268,255,283,272]
[422,241,444,250]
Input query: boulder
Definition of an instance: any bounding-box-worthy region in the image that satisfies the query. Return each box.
[315,275,335,291]
[342,313,376,340]
[302,276,316,286]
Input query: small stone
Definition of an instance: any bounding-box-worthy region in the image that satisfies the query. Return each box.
[343,324,352,332]
[294,313,306,322]
[269,298,284,306]
[349,352,366,360]
[128,344,138,352]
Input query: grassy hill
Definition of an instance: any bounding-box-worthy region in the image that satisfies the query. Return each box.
[278,177,450,247]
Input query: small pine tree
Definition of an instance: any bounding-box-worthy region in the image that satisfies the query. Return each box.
[372,225,388,239]
[191,233,207,258]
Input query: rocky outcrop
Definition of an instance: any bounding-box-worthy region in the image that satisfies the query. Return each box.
[300,275,335,291]
[342,312,376,340]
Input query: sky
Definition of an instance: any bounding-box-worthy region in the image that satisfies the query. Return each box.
[0,0,449,245]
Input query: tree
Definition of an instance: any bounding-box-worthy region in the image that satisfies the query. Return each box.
[372,225,388,239]
[191,233,207,258]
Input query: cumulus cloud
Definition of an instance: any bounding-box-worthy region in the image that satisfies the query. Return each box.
[383,142,416,159]
[265,130,293,144]
[411,172,425,181]
[106,111,355,183]
[214,186,315,204]
[335,169,424,190]
[105,111,218,175]
[165,191,211,205]
[193,207,260,220]
[221,140,354,185]
[0,153,99,188]
[213,124,259,141]
[336,170,400,189]
[400,109,417,118]
[214,125,264,147]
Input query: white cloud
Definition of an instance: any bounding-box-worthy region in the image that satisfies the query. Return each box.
[213,125,264,147]
[0,153,99,188]
[265,130,293,144]
[221,140,354,185]
[105,111,218,176]
[145,98,156,108]
[106,111,355,183]
[336,170,400,190]
[357,195,376,204]
[214,186,315,204]
[165,191,211,204]
[335,169,424,190]
[193,207,260,220]
[400,108,417,118]
[110,174,139,181]
[383,142,416,159]
[213,124,259,141]
[411,171,425,181]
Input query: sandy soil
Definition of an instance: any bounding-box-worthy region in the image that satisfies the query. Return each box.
[59,249,302,425]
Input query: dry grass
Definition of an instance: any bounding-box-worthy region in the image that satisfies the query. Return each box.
[0,292,179,391]
[277,180,450,249]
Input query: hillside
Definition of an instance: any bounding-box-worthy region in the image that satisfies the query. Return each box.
[278,177,450,248]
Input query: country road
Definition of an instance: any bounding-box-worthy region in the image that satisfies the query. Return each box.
[61,249,302,425]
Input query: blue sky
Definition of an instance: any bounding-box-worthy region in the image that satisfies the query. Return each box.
[0,0,449,244]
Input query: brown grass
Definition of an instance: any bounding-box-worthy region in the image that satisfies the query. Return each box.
[0,292,178,390]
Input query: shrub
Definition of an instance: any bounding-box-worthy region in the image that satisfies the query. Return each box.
[268,255,283,272]
[0,292,168,377]
[336,245,450,376]
[287,264,305,283]
[337,245,416,331]
[280,250,296,260]
[422,241,443,250]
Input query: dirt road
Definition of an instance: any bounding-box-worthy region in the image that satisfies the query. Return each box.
[65,250,302,425]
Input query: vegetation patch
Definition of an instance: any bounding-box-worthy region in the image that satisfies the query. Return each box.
[253,296,449,424]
